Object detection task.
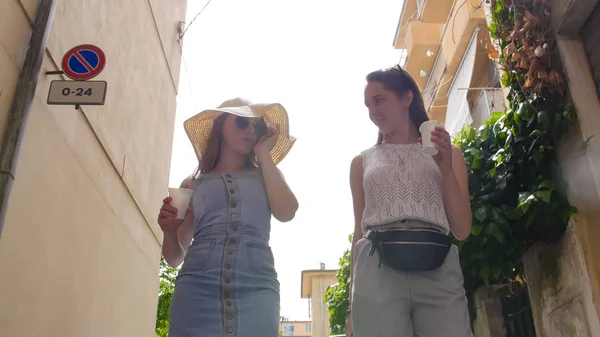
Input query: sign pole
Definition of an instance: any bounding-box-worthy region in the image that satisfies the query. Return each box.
[0,0,58,241]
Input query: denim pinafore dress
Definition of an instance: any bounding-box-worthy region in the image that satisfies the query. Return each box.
[169,170,280,337]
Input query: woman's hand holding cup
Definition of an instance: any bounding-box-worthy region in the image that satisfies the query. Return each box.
[158,196,191,233]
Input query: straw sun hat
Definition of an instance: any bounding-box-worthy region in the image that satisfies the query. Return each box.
[183,97,296,165]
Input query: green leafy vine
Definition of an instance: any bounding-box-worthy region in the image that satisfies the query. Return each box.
[324,234,352,334]
[155,257,179,337]
[454,0,577,295]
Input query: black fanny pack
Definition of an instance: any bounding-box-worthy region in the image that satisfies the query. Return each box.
[364,228,452,272]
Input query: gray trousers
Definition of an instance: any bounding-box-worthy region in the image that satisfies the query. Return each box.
[351,222,472,337]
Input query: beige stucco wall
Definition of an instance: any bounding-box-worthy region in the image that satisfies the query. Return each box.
[556,38,600,326]
[0,0,31,139]
[523,226,600,337]
[472,286,506,337]
[310,273,337,337]
[0,0,186,336]
[521,35,600,337]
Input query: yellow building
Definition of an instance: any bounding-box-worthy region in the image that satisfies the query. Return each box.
[0,1,187,336]
[394,0,505,133]
[301,266,337,337]
[279,319,312,337]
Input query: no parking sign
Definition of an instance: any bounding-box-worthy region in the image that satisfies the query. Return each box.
[61,44,106,81]
[47,44,108,107]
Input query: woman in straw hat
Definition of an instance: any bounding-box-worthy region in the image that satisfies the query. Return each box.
[346,66,473,337]
[157,98,298,337]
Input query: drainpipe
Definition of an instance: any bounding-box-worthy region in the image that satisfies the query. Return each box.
[0,0,57,240]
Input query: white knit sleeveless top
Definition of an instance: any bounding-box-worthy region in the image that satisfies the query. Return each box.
[361,143,450,233]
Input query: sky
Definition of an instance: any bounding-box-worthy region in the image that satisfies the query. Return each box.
[169,0,405,321]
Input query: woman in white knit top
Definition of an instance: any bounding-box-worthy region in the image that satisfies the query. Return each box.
[346,65,473,337]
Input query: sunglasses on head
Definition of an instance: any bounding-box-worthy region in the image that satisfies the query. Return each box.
[387,64,406,75]
[234,116,268,138]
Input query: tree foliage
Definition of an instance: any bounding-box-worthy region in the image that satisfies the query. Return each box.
[324,234,352,335]
[155,257,179,337]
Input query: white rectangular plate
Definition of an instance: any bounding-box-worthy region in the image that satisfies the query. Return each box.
[47,80,107,105]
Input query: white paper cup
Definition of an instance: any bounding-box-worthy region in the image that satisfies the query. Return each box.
[419,120,445,156]
[168,188,193,219]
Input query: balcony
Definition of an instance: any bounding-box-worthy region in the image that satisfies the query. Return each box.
[433,1,487,121]
[421,0,455,24]
[430,33,497,126]
[440,0,486,73]
[393,0,454,49]
[444,55,503,132]
[394,0,489,123]
[403,21,444,90]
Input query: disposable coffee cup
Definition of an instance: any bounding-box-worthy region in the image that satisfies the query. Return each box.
[168,188,193,219]
[419,120,445,156]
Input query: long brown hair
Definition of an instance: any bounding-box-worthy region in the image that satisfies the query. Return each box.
[366,65,429,145]
[192,113,257,178]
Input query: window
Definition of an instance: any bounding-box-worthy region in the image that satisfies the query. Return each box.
[486,59,501,89]
[470,89,505,129]
[399,49,409,67]
[445,27,479,135]
[283,325,294,333]
[424,77,439,111]
[423,47,446,111]
[306,324,312,332]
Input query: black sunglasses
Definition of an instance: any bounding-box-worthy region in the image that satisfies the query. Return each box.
[234,116,268,138]
[386,64,406,75]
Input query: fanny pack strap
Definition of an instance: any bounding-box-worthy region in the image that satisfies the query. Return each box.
[364,229,385,268]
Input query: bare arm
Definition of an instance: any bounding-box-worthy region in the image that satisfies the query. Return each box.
[442,146,472,240]
[348,155,365,304]
[161,176,196,267]
[257,152,299,222]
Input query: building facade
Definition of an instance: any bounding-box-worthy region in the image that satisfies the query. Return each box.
[0,1,187,336]
[280,319,312,337]
[393,0,505,134]
[301,267,337,337]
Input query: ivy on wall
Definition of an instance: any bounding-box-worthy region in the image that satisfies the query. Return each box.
[454,0,577,294]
